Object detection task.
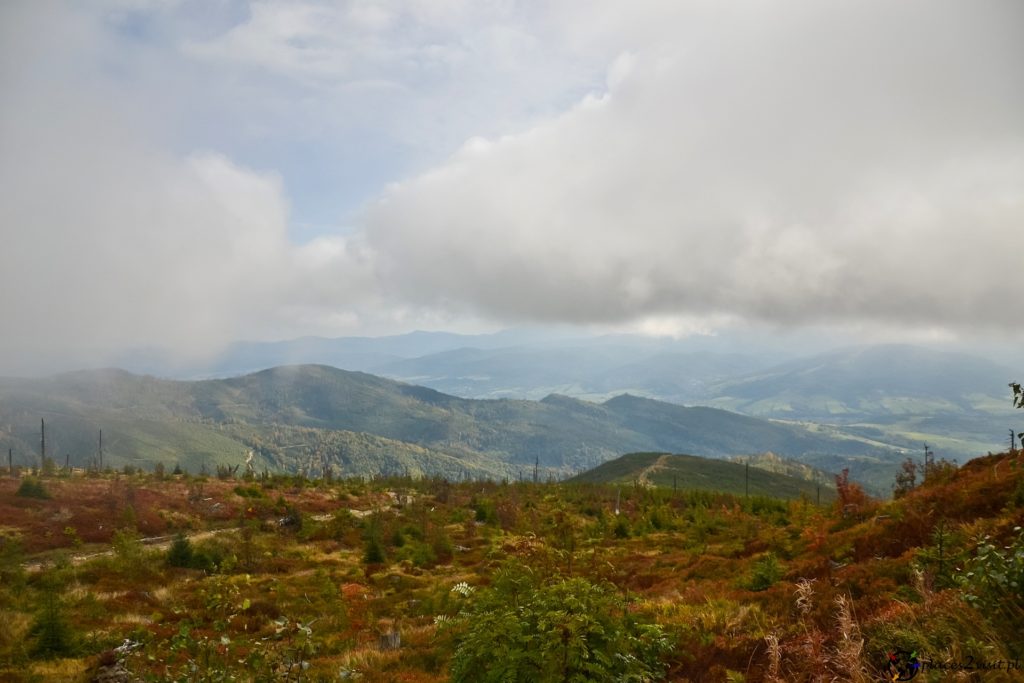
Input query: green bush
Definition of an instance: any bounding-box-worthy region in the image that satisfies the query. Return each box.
[613,516,631,539]
[363,535,385,565]
[233,485,265,499]
[745,552,782,592]
[431,531,454,564]
[409,542,437,568]
[110,530,156,579]
[956,527,1024,608]
[28,590,76,659]
[449,567,670,682]
[955,526,1024,654]
[166,533,195,568]
[473,500,497,525]
[190,538,232,573]
[16,477,50,500]
[0,533,25,587]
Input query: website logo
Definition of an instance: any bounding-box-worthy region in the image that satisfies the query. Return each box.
[885,648,921,681]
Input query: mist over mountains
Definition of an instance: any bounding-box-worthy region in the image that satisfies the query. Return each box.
[1,332,1016,495]
[106,332,1018,464]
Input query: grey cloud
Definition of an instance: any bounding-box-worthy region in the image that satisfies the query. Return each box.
[3,1,1023,376]
[365,0,1024,332]
[3,0,540,375]
[0,3,375,374]
[181,0,604,162]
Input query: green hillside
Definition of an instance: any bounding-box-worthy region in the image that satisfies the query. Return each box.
[371,342,1015,461]
[704,345,1016,459]
[0,365,902,485]
[708,345,1012,410]
[727,451,836,487]
[569,451,837,501]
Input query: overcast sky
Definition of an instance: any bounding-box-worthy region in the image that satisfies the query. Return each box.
[2,0,1022,373]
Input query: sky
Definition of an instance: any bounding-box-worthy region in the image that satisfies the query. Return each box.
[1,0,1022,373]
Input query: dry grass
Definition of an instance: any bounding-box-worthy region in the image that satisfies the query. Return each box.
[25,658,90,682]
[831,594,869,683]
[338,646,404,677]
[3,455,1023,682]
[764,633,782,683]
[111,612,153,626]
[794,577,815,616]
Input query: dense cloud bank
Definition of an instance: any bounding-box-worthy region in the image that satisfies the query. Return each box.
[367,0,1024,329]
[2,1,1021,372]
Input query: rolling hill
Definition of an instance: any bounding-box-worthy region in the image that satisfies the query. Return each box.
[704,345,1018,460]
[568,451,837,501]
[372,346,766,402]
[367,342,1016,461]
[108,332,1018,464]
[705,344,1014,417]
[0,365,901,487]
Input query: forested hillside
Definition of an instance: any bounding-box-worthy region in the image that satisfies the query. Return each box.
[0,365,901,487]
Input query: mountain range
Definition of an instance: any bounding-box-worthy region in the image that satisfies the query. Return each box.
[3,332,1016,494]
[0,364,901,491]
[126,333,1016,464]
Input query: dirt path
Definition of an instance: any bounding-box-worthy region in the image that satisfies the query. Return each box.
[637,454,672,488]
[23,527,238,573]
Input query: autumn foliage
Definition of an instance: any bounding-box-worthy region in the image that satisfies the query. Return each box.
[0,451,1021,681]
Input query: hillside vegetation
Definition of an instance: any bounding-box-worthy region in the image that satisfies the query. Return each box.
[569,452,837,502]
[0,450,1021,681]
[110,335,1017,463]
[0,365,901,488]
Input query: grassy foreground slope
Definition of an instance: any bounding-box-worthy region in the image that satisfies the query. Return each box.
[0,450,1021,681]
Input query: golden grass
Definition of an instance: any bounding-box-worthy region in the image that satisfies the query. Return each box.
[27,658,90,682]
[4,456,1023,682]
[112,612,152,625]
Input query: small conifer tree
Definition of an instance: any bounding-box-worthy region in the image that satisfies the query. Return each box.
[363,534,385,565]
[16,477,50,499]
[29,588,76,659]
[167,533,195,568]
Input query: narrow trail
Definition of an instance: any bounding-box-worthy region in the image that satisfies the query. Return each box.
[22,527,238,573]
[637,454,672,488]
[22,510,368,573]
[20,489,402,573]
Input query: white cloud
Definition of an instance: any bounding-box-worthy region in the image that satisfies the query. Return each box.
[181,0,603,159]
[2,0,1022,375]
[0,2,363,373]
[364,0,1024,333]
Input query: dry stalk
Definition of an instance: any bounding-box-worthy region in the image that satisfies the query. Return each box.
[795,577,816,616]
[831,594,869,683]
[764,632,783,683]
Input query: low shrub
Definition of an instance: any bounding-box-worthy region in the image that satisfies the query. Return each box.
[16,477,50,500]
[746,553,783,592]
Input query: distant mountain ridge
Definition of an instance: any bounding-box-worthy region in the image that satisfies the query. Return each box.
[0,365,899,488]
[705,344,1014,417]
[367,342,1017,461]
[108,334,1016,460]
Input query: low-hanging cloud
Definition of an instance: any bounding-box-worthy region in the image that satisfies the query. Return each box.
[0,0,596,374]
[366,0,1024,332]
[0,2,389,375]
[2,1,1023,375]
